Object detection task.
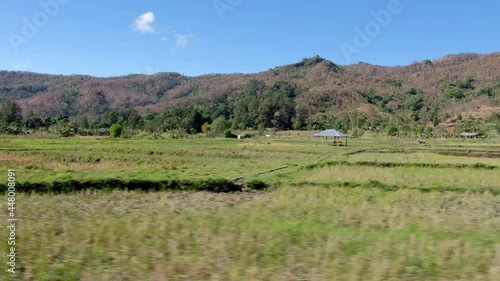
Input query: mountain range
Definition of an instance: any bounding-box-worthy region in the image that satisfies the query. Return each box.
[1,52,499,123]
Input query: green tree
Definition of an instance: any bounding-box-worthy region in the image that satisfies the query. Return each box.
[128,109,142,129]
[351,127,365,138]
[405,88,419,95]
[211,116,228,136]
[386,122,400,136]
[385,78,403,94]
[432,112,440,127]
[478,87,493,97]
[61,87,80,116]
[457,76,474,90]
[444,86,464,99]
[43,117,56,128]
[110,123,123,138]
[256,81,297,129]
[74,116,90,129]
[201,122,211,135]
[292,104,309,130]
[57,122,79,137]
[347,110,366,130]
[257,123,266,135]
[0,101,23,126]
[223,129,237,138]
[24,112,43,129]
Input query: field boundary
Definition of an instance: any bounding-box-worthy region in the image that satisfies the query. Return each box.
[0,178,257,194]
[305,160,499,170]
[233,166,289,181]
[293,181,500,195]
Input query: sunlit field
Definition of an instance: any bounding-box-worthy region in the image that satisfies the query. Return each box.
[1,135,499,280]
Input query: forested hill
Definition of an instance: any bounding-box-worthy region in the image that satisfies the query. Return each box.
[1,52,499,132]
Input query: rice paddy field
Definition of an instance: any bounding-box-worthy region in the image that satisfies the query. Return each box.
[1,134,499,280]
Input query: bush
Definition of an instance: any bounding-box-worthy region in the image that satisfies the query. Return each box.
[110,123,123,138]
[495,123,500,134]
[351,127,365,138]
[223,129,237,138]
[57,125,77,137]
[478,87,493,97]
[246,179,269,190]
[386,123,399,136]
[201,122,211,134]
[444,86,464,99]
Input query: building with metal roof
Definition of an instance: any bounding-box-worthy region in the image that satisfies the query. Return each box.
[459,132,482,138]
[313,129,349,146]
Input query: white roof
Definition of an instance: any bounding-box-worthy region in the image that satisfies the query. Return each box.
[459,132,481,137]
[314,129,348,137]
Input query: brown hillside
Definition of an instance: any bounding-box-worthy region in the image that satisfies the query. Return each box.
[0,52,499,120]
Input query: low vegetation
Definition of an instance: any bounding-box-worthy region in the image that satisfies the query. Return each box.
[1,52,499,280]
[0,135,499,280]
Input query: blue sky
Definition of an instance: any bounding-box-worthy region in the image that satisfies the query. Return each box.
[1,0,499,77]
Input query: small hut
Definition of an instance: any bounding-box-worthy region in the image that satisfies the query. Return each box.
[314,129,349,146]
[459,132,482,139]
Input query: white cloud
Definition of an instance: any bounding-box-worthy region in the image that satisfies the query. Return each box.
[12,61,30,70]
[173,33,195,50]
[133,12,155,33]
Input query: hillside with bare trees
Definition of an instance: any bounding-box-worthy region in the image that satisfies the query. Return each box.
[1,52,499,134]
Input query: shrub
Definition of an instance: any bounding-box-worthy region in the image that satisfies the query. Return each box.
[223,129,237,138]
[444,86,464,99]
[478,87,493,97]
[351,127,365,138]
[246,180,269,190]
[57,125,77,137]
[110,123,123,138]
[386,123,399,136]
[201,122,211,134]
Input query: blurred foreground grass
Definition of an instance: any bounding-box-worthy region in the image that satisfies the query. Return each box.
[2,186,498,280]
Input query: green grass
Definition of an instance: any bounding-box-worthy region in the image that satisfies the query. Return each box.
[347,152,500,166]
[0,135,499,280]
[292,165,499,190]
[0,137,337,183]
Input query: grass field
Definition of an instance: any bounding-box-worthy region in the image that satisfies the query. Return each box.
[1,135,499,280]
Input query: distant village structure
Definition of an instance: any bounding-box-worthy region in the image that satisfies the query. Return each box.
[459,132,482,139]
[314,129,349,146]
